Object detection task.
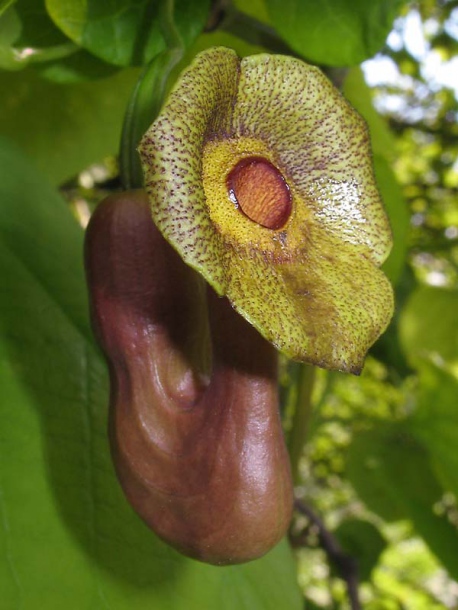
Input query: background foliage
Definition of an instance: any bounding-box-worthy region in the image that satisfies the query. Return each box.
[1,0,457,608]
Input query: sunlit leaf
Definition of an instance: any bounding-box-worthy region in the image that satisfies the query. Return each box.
[264,0,405,66]
[399,286,458,366]
[346,423,458,580]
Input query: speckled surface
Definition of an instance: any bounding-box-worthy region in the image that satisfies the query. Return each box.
[139,47,394,373]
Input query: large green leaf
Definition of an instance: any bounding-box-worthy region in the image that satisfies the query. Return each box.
[45,0,210,67]
[399,286,458,366]
[0,137,302,609]
[0,66,139,185]
[264,0,404,66]
[410,364,458,499]
[35,49,120,83]
[346,423,458,580]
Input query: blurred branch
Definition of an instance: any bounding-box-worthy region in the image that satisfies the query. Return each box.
[294,500,362,610]
[205,0,231,31]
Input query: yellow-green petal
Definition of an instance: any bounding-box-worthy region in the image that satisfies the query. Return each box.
[139,47,394,373]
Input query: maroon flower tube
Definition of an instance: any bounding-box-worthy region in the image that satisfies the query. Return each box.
[84,190,293,565]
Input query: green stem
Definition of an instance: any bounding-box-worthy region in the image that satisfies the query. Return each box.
[160,0,183,49]
[120,0,184,190]
[287,364,315,486]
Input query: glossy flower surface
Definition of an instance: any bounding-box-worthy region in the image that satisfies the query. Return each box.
[139,47,393,373]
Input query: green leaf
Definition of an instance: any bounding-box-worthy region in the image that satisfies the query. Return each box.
[15,0,69,47]
[399,286,458,366]
[346,424,458,580]
[333,519,386,581]
[373,155,409,285]
[264,0,404,66]
[344,68,409,285]
[0,66,139,184]
[344,69,397,160]
[346,427,405,522]
[0,5,22,69]
[410,364,458,499]
[183,30,265,63]
[0,136,302,609]
[0,0,17,17]
[0,4,20,45]
[45,0,210,67]
[35,49,120,83]
[234,0,270,23]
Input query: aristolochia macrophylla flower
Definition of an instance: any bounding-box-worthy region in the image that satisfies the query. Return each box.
[139,47,394,373]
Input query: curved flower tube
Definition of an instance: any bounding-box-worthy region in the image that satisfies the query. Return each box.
[139,47,394,373]
[85,190,293,565]
[85,47,395,567]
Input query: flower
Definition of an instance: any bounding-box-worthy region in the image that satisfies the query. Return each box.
[139,47,393,373]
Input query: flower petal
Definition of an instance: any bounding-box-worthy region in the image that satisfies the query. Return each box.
[139,47,394,372]
[232,54,392,264]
